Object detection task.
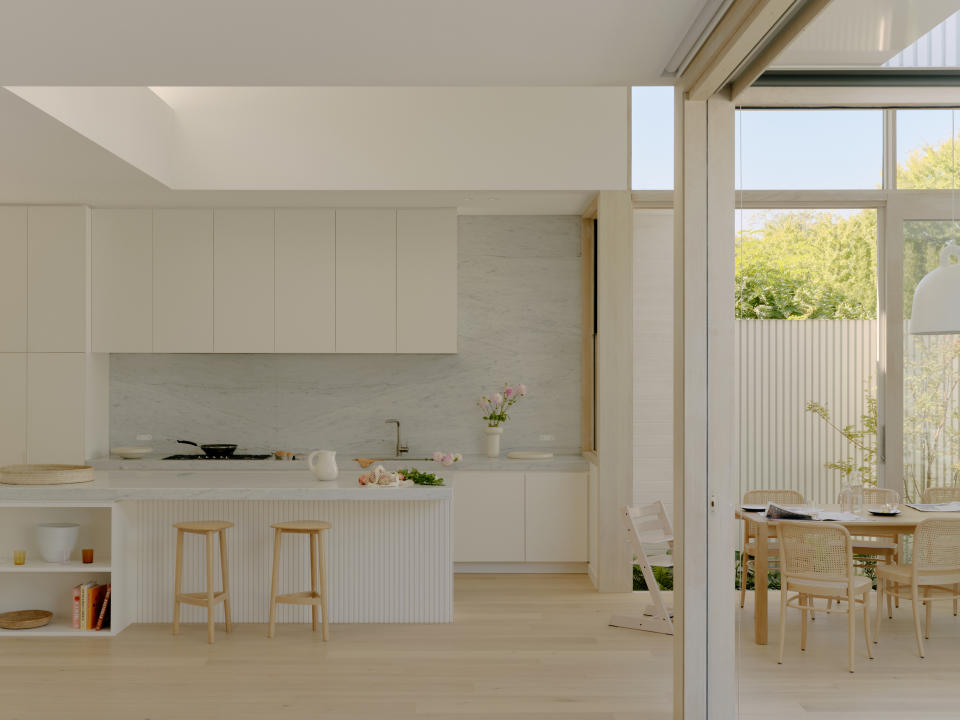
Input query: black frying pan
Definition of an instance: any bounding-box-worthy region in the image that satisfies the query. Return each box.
[177,440,238,458]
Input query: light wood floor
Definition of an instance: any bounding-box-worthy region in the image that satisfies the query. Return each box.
[0,574,673,720]
[738,589,960,719]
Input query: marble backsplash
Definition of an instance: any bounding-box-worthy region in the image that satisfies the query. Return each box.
[109,215,582,458]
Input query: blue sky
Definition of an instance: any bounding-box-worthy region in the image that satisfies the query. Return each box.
[631,87,959,191]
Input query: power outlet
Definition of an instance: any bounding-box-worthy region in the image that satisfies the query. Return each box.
[136,434,153,442]
[539,434,554,442]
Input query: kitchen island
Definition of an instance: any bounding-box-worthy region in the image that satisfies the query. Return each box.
[0,471,452,636]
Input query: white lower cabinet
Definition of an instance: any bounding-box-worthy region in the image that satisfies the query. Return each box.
[453,472,524,562]
[453,471,588,564]
[524,473,588,562]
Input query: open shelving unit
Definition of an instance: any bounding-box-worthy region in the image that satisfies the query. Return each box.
[0,501,132,638]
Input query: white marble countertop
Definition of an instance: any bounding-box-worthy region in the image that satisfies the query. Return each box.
[0,470,452,502]
[91,452,590,473]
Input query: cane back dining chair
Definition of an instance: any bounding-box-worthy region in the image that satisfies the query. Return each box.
[777,521,873,673]
[875,517,960,658]
[921,486,960,503]
[740,489,804,609]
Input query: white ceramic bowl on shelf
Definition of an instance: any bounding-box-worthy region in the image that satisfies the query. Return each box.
[35,523,80,564]
[110,446,152,459]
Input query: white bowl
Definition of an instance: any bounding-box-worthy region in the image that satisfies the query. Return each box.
[111,446,153,459]
[35,523,80,564]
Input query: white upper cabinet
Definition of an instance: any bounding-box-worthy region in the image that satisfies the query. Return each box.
[26,353,86,464]
[27,206,90,352]
[397,209,458,353]
[335,209,397,353]
[153,209,214,353]
[275,209,335,353]
[0,353,27,465]
[92,209,153,352]
[0,207,28,352]
[213,209,275,353]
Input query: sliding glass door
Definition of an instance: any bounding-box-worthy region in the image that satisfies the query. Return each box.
[885,195,960,501]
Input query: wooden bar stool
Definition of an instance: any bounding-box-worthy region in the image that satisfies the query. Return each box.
[172,520,233,644]
[267,520,331,640]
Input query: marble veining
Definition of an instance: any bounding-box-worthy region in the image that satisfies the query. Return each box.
[109,216,581,457]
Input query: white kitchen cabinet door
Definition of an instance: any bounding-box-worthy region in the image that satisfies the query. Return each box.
[0,207,27,352]
[452,472,524,562]
[397,209,457,353]
[214,209,275,353]
[335,209,396,353]
[524,473,588,562]
[27,206,90,352]
[0,353,27,465]
[275,209,335,353]
[27,353,86,464]
[92,209,153,352]
[153,209,214,352]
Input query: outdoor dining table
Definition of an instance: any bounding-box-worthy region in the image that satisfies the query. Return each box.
[735,503,959,645]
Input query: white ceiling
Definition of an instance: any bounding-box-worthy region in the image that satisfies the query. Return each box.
[0,0,708,86]
[0,89,594,213]
[773,0,960,68]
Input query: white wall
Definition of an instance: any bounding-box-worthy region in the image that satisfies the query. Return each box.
[9,87,629,192]
[633,210,674,523]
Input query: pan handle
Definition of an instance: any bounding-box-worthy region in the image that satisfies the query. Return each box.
[177,440,200,448]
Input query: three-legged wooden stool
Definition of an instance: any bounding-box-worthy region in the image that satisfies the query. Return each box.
[268,521,331,640]
[172,520,233,644]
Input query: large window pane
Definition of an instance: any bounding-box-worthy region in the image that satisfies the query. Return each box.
[631,86,673,190]
[903,220,960,500]
[897,109,959,189]
[735,110,883,189]
[736,209,878,506]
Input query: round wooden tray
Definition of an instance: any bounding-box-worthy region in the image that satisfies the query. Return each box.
[0,609,53,630]
[0,464,94,485]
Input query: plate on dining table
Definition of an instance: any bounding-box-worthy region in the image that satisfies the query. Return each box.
[868,508,902,516]
[741,504,767,512]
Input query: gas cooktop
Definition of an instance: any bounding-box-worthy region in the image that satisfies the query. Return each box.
[162,454,272,460]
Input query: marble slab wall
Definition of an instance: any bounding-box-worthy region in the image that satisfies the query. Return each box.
[109,215,581,458]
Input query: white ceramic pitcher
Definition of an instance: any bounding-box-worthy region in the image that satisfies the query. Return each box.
[308,450,339,481]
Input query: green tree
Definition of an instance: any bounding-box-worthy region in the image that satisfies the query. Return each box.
[898,132,960,189]
[736,211,877,319]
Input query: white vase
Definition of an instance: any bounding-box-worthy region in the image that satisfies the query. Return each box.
[485,427,503,458]
[308,450,339,481]
[35,523,80,564]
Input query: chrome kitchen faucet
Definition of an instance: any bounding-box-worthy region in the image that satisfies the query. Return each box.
[384,419,409,456]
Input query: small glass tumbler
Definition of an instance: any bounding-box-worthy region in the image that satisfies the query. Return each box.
[13,550,26,566]
[81,548,94,564]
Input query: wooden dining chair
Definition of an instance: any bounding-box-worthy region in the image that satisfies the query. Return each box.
[740,489,804,609]
[875,518,960,658]
[921,486,960,503]
[851,487,900,568]
[777,521,873,673]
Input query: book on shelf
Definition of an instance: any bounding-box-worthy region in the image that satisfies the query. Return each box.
[74,581,109,631]
[72,584,81,630]
[95,585,111,631]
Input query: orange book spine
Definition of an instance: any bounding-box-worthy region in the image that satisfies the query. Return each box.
[84,584,100,630]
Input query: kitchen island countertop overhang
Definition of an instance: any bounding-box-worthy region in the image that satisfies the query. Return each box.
[0,470,452,502]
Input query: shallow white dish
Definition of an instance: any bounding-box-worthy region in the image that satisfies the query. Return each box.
[111,446,152,460]
[506,451,554,460]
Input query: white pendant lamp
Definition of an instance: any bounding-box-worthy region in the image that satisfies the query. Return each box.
[910,110,960,335]
[910,241,960,334]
